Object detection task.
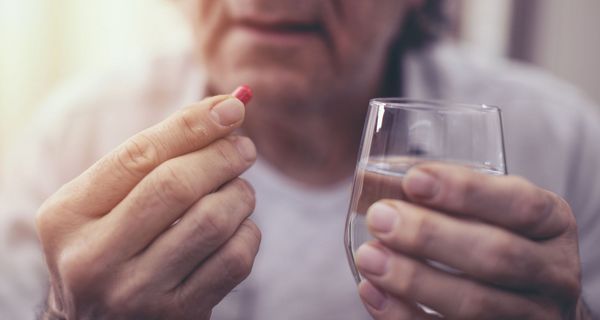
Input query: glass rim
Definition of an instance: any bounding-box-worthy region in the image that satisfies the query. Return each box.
[370,98,501,113]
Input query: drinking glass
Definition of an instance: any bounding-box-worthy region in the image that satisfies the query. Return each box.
[344,98,507,284]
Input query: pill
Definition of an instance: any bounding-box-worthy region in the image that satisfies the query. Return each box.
[232,85,253,105]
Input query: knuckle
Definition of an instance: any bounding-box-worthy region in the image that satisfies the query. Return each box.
[57,248,98,291]
[487,237,517,274]
[506,177,574,237]
[553,194,571,212]
[221,242,255,284]
[178,107,211,143]
[105,284,134,313]
[103,267,164,316]
[389,256,418,295]
[563,274,582,299]
[484,236,534,281]
[441,174,478,210]
[153,163,197,206]
[117,134,161,176]
[501,176,552,233]
[544,250,581,300]
[507,177,545,213]
[241,219,262,249]
[553,194,576,232]
[168,291,208,320]
[190,207,230,248]
[514,193,551,228]
[105,283,148,315]
[407,214,436,253]
[456,286,487,319]
[557,272,582,301]
[35,196,65,236]
[214,139,244,174]
[233,179,257,212]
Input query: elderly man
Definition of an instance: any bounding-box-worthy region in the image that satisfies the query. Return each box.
[1,0,599,319]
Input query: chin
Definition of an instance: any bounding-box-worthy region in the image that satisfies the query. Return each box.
[205,35,336,110]
[240,68,314,104]
[208,59,332,114]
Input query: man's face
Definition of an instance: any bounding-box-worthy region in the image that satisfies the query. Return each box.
[191,0,415,111]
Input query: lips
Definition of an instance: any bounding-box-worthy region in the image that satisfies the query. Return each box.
[233,17,324,45]
[238,19,322,35]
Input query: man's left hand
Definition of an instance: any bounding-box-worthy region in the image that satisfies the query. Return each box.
[356,163,590,319]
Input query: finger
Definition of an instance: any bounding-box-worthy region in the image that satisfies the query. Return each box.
[175,219,261,312]
[356,243,556,320]
[365,200,576,292]
[101,136,256,257]
[359,280,439,320]
[401,162,573,239]
[139,178,256,286]
[56,95,246,218]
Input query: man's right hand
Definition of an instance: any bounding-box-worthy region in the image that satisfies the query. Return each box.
[35,95,260,319]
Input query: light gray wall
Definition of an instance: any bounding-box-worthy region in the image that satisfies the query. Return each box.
[510,0,600,106]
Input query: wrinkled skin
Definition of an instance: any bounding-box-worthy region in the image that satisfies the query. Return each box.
[36,0,591,319]
[356,163,591,319]
[38,1,419,318]
[191,0,417,185]
[38,96,261,319]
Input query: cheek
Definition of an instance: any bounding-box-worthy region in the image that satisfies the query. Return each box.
[197,7,329,91]
[219,34,331,73]
[196,0,407,100]
[195,0,233,64]
[318,1,408,85]
[337,2,407,55]
[207,31,337,101]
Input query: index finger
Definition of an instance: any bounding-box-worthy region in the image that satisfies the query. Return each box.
[59,94,247,217]
[401,162,573,239]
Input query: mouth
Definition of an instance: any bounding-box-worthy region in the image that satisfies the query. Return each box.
[234,18,324,45]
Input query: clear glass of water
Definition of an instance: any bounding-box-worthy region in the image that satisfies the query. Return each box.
[344,98,507,283]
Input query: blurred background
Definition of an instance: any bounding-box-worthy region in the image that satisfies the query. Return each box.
[1,0,599,159]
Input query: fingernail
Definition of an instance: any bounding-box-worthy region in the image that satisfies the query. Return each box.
[211,98,244,126]
[367,202,398,234]
[404,168,438,199]
[356,244,388,276]
[234,136,256,162]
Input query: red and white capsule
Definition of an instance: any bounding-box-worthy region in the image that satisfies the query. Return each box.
[232,85,253,105]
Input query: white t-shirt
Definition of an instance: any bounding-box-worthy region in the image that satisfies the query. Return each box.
[1,43,600,319]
